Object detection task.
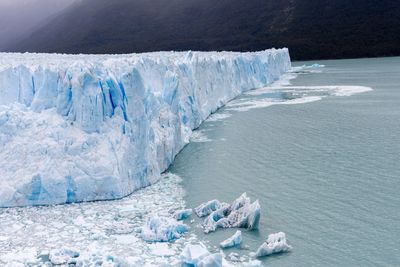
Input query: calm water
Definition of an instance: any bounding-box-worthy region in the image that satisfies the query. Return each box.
[169,57,400,266]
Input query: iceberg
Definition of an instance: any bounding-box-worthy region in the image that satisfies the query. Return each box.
[140,216,189,242]
[243,260,263,267]
[173,208,193,220]
[201,193,261,233]
[254,232,292,257]
[180,244,210,265]
[180,243,223,267]
[48,248,80,265]
[220,230,242,249]
[0,49,291,207]
[195,199,223,217]
[198,253,223,267]
[228,199,261,230]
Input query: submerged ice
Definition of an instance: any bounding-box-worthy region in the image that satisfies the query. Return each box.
[0,49,290,207]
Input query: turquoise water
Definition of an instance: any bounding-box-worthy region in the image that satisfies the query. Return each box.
[169,57,400,266]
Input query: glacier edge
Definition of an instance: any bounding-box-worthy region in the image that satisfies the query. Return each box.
[0,49,291,207]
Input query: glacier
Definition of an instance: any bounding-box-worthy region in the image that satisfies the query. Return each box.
[0,49,291,207]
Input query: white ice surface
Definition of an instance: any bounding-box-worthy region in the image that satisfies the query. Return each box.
[201,193,261,233]
[220,231,242,249]
[140,216,189,242]
[174,208,193,220]
[226,85,372,112]
[180,243,223,267]
[0,173,197,266]
[254,232,292,258]
[195,199,222,217]
[0,49,290,207]
[180,243,211,265]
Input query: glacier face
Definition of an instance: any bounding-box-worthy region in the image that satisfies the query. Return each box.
[0,49,291,207]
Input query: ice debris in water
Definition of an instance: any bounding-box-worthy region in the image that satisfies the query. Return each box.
[243,259,263,267]
[0,173,192,266]
[48,248,80,265]
[44,248,123,266]
[198,193,261,233]
[141,216,189,242]
[174,209,193,220]
[180,243,223,267]
[220,230,242,249]
[254,232,292,257]
[310,63,325,68]
[195,199,222,217]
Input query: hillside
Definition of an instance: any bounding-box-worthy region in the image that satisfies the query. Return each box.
[7,0,400,60]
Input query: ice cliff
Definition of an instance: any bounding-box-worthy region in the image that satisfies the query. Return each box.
[0,49,291,207]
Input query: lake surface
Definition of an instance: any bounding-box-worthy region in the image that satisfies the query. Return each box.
[169,57,400,266]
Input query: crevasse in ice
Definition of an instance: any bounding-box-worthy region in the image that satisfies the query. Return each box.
[0,49,291,207]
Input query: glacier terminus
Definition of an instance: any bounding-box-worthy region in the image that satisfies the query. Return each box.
[0,49,291,207]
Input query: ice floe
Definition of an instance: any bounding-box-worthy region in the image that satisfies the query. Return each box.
[140,216,189,242]
[227,85,372,112]
[198,193,261,233]
[0,173,194,266]
[220,231,242,249]
[195,199,222,217]
[253,232,292,258]
[49,247,80,265]
[174,209,193,220]
[180,243,223,267]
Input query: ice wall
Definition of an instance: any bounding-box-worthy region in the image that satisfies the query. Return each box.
[0,49,291,207]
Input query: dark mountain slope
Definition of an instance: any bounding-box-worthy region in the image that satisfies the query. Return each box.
[0,0,76,50]
[8,0,400,60]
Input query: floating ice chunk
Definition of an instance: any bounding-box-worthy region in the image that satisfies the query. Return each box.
[243,259,263,267]
[228,199,261,230]
[229,193,251,211]
[201,193,260,233]
[4,263,25,267]
[180,243,223,267]
[141,216,189,242]
[228,252,240,262]
[198,253,223,267]
[173,209,193,220]
[180,243,210,266]
[203,205,230,233]
[190,130,212,143]
[0,248,37,265]
[149,243,175,256]
[254,232,292,257]
[49,247,80,265]
[310,63,325,68]
[220,230,242,249]
[195,199,222,217]
[75,252,122,267]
